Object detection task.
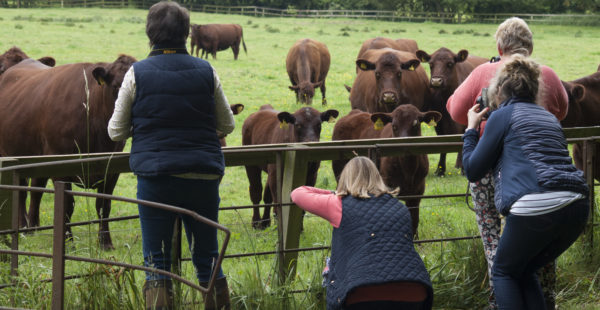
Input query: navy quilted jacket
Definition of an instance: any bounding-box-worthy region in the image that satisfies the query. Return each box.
[325,194,433,310]
[462,97,588,215]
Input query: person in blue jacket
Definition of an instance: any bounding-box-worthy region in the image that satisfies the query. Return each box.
[108,2,234,309]
[462,54,589,310]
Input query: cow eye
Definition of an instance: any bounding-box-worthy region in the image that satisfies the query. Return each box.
[447,62,454,68]
[397,72,402,78]
[375,72,381,79]
[412,119,418,126]
[392,125,398,131]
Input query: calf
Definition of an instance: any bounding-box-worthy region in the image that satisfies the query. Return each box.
[349,48,430,113]
[242,105,339,229]
[415,47,488,176]
[561,69,600,180]
[332,105,442,236]
[286,38,331,105]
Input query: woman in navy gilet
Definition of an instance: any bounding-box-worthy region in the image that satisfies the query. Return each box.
[291,156,433,310]
[108,2,235,309]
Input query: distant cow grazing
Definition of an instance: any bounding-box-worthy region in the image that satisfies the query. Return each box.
[331,105,442,236]
[561,69,600,180]
[190,24,247,60]
[0,46,55,74]
[349,48,430,113]
[242,104,339,229]
[286,38,331,105]
[0,55,137,250]
[415,47,488,176]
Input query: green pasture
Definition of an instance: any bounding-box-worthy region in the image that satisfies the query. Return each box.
[1,8,600,309]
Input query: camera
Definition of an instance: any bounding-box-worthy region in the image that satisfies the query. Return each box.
[476,88,490,118]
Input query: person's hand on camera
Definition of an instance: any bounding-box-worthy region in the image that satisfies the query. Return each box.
[467,104,489,130]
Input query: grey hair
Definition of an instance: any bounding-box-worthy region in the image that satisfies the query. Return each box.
[495,17,533,57]
[488,54,542,109]
[336,156,399,199]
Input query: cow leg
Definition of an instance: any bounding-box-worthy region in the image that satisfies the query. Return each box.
[245,166,264,229]
[405,198,421,240]
[263,182,273,228]
[27,177,49,228]
[18,178,28,228]
[320,82,327,105]
[96,174,119,251]
[434,124,447,176]
[331,159,348,183]
[455,149,465,175]
[232,43,239,60]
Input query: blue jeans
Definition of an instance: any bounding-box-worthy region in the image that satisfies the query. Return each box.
[137,175,224,282]
[492,198,589,310]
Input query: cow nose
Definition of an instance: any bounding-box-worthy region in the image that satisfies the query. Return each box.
[382,92,397,104]
[430,77,443,88]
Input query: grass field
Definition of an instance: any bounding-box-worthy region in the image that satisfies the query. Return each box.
[1,8,600,309]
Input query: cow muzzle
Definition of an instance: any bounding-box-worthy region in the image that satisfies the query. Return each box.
[382,92,398,105]
[430,77,444,88]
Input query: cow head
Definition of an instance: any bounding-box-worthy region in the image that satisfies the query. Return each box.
[289,81,323,105]
[370,104,442,138]
[277,107,339,142]
[416,48,468,90]
[92,54,137,98]
[560,80,586,128]
[0,46,56,74]
[356,51,421,109]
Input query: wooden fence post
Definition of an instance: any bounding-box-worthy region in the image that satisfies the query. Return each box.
[52,182,67,310]
[0,159,17,237]
[277,148,308,282]
[583,140,596,249]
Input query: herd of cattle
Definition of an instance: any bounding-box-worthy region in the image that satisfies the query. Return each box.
[0,23,599,249]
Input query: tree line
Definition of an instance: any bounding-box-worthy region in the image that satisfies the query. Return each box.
[2,0,600,14]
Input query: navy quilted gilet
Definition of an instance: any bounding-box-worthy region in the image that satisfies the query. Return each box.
[325,194,433,309]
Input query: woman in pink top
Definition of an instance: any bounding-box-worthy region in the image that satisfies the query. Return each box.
[291,156,433,310]
[446,17,568,310]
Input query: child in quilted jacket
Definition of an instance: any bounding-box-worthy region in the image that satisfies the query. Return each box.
[291,156,433,310]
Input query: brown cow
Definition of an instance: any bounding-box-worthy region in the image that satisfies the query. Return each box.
[0,55,137,250]
[242,104,339,229]
[349,48,430,113]
[286,38,331,105]
[561,70,600,180]
[219,104,244,146]
[331,105,442,236]
[0,46,55,74]
[189,24,247,60]
[415,48,488,176]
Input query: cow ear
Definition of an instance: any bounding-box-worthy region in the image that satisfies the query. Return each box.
[415,50,430,63]
[344,84,352,93]
[289,85,299,91]
[370,113,393,130]
[313,80,324,88]
[320,109,339,123]
[565,82,585,103]
[277,112,296,125]
[92,67,110,86]
[356,59,376,71]
[37,56,55,67]
[455,50,469,63]
[401,59,421,71]
[230,104,244,115]
[420,111,443,126]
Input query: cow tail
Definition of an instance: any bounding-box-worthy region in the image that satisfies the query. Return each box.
[242,32,247,55]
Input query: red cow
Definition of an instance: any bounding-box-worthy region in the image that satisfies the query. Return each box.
[189,24,247,60]
[242,104,339,229]
[349,48,430,113]
[0,55,137,250]
[561,69,600,180]
[286,38,331,105]
[356,37,419,59]
[415,48,488,176]
[0,46,55,74]
[331,105,442,236]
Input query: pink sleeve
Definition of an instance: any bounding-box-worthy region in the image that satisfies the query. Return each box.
[290,186,342,228]
[446,67,486,126]
[540,66,568,121]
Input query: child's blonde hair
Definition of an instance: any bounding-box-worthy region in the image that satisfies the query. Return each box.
[336,156,399,198]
